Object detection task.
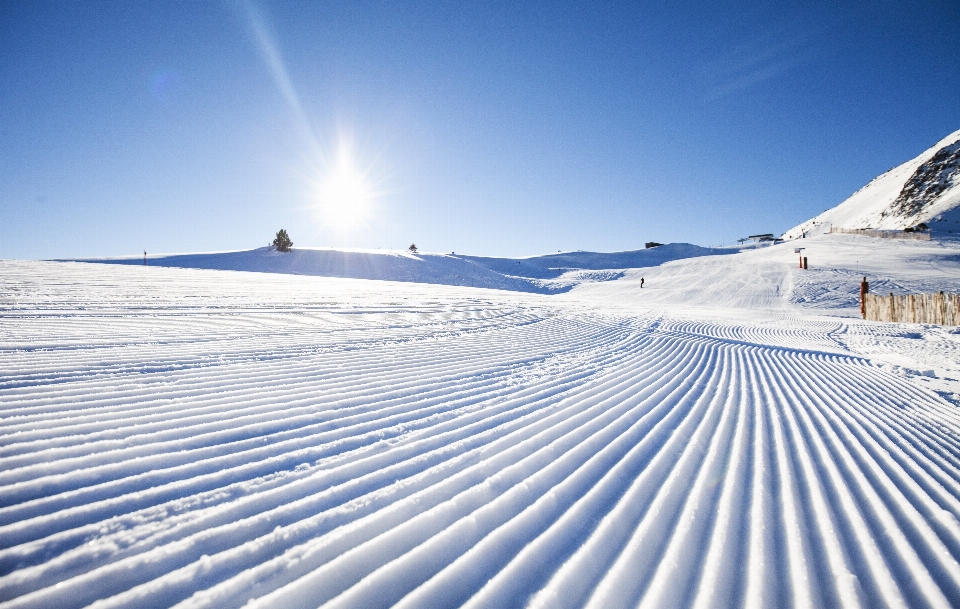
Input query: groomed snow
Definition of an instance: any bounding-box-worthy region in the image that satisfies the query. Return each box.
[3,233,960,608]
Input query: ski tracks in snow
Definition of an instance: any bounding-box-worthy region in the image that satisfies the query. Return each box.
[2,262,960,608]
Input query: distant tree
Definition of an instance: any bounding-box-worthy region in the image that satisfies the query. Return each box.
[408,243,418,253]
[273,229,293,252]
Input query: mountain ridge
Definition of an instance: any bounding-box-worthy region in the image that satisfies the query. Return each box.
[783,128,960,239]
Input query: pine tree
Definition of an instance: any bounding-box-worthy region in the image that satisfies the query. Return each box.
[273,229,293,252]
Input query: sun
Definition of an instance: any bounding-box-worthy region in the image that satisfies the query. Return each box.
[320,158,370,228]
[314,136,377,231]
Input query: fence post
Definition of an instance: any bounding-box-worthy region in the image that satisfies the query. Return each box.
[859,277,868,319]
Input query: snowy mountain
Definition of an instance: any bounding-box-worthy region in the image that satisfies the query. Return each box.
[783,128,960,239]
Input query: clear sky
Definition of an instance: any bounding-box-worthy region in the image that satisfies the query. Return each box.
[2,0,959,259]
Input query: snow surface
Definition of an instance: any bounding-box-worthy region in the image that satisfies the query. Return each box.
[783,128,960,238]
[65,243,736,294]
[4,232,960,608]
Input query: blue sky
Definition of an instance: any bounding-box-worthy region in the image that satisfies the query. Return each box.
[2,0,959,259]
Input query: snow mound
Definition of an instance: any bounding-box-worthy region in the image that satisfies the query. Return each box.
[66,243,737,293]
[783,128,960,238]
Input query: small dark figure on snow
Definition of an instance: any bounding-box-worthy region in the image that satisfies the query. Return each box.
[640,277,645,288]
[408,243,418,253]
[273,229,293,252]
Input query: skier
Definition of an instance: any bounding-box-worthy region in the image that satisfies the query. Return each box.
[640,277,645,288]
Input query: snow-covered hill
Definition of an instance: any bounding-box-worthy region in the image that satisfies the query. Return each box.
[5,232,960,607]
[66,243,737,294]
[783,128,960,239]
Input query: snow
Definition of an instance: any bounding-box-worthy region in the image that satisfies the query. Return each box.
[4,229,960,608]
[783,128,960,238]
[63,243,737,294]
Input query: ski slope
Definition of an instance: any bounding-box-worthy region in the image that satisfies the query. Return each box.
[65,243,735,294]
[3,234,960,608]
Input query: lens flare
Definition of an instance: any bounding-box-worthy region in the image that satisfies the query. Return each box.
[239,2,386,237]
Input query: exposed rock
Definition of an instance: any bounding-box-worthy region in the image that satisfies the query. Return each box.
[890,140,960,219]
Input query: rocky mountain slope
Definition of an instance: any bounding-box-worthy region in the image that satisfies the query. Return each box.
[783,129,960,239]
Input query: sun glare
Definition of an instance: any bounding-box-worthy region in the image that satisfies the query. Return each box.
[314,137,377,231]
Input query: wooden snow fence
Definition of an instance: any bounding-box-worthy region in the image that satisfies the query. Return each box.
[864,292,960,325]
